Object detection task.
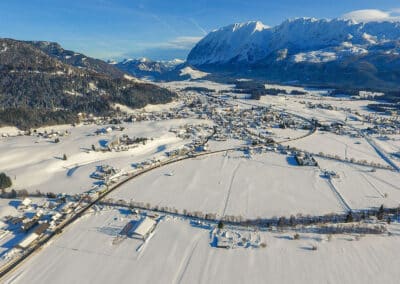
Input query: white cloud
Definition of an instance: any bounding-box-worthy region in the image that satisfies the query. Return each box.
[135,36,203,50]
[166,36,203,49]
[118,36,203,61]
[342,9,400,22]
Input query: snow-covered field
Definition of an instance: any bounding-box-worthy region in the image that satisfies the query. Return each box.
[4,208,400,284]
[372,136,400,168]
[160,80,234,92]
[316,158,400,210]
[285,131,383,164]
[111,151,343,218]
[0,119,209,195]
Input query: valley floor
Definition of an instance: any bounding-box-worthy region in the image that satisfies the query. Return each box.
[0,79,399,283]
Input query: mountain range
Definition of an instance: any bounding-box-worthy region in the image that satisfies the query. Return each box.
[115,57,184,80]
[185,18,400,91]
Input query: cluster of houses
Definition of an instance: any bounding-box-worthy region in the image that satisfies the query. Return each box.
[169,123,214,141]
[1,128,71,139]
[90,165,124,185]
[1,194,89,255]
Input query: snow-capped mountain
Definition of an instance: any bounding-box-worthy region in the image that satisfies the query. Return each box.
[188,18,400,65]
[187,18,400,90]
[116,57,184,79]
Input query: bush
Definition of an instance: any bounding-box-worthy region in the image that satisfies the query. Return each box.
[218,221,224,229]
[293,233,300,240]
[0,173,12,189]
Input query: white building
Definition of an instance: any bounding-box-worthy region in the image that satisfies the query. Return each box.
[130,217,157,240]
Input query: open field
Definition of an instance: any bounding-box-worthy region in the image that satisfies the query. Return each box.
[316,158,400,210]
[285,131,384,164]
[111,151,343,218]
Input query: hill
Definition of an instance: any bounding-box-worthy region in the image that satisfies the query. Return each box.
[0,39,176,129]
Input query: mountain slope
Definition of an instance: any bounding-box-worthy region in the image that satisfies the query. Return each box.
[0,38,176,129]
[187,18,400,90]
[28,41,125,78]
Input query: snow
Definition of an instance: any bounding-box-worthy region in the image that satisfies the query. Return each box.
[0,127,21,137]
[123,74,142,82]
[159,80,234,92]
[285,132,383,164]
[294,51,338,63]
[179,66,209,79]
[111,152,343,218]
[4,208,400,284]
[187,17,400,65]
[0,78,399,283]
[133,217,156,238]
[316,158,400,210]
[0,119,209,195]
[0,199,18,220]
[113,100,182,114]
[292,45,368,63]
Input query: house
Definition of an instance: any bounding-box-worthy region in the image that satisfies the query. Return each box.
[21,198,32,207]
[21,218,39,232]
[216,236,231,249]
[130,217,157,240]
[295,152,318,166]
[18,222,49,249]
[106,135,120,149]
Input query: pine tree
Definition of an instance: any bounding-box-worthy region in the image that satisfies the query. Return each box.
[0,173,12,189]
[377,205,384,220]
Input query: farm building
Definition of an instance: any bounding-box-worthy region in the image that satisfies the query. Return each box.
[130,217,157,240]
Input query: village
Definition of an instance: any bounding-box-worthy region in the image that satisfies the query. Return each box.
[0,79,399,282]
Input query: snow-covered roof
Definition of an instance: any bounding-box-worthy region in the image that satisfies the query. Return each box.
[22,198,32,206]
[18,232,39,249]
[133,217,156,237]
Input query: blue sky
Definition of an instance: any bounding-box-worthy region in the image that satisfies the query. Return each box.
[0,0,399,60]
